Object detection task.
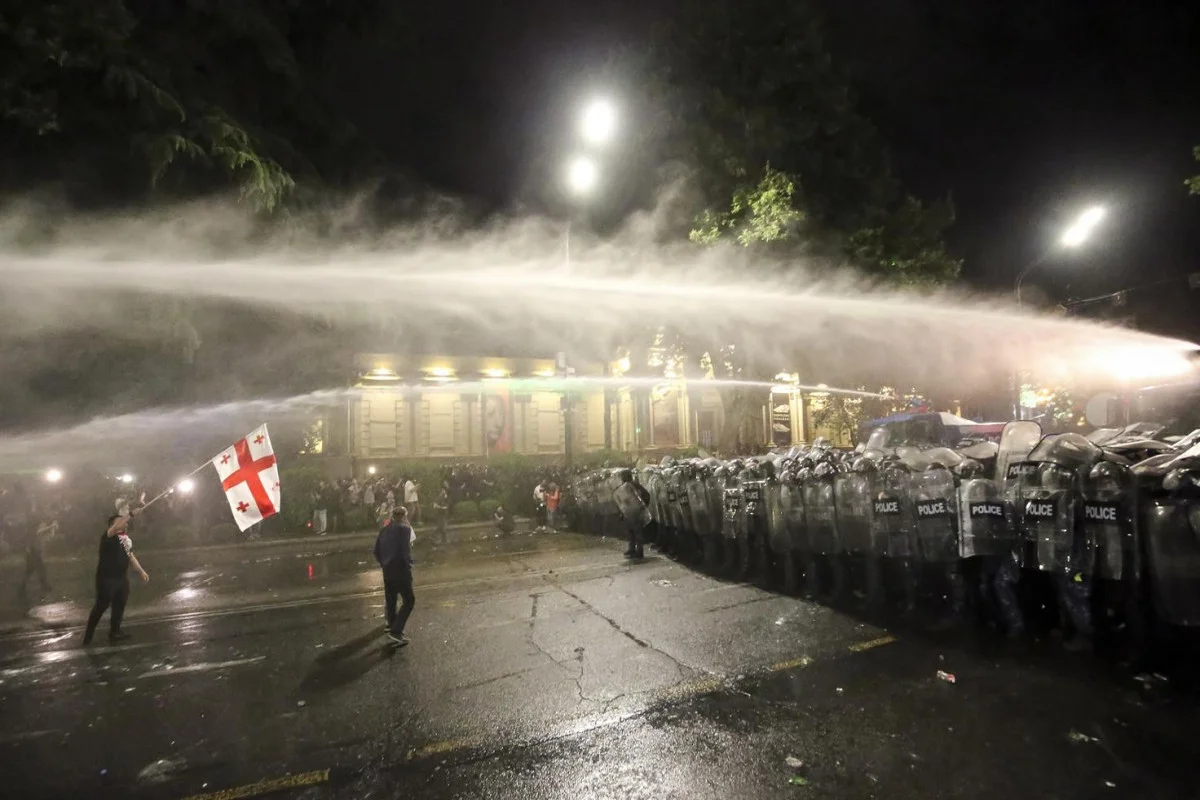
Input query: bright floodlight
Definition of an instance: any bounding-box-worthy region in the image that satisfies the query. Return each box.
[367,465,377,475]
[1061,205,1106,248]
[45,468,63,484]
[566,156,599,195]
[177,478,195,495]
[119,473,135,484]
[580,99,616,145]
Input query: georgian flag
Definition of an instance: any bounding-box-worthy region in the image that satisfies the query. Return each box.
[212,424,281,531]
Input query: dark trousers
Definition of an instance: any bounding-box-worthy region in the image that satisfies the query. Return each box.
[384,569,415,636]
[84,577,130,641]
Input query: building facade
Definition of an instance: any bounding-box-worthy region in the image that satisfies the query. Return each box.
[307,353,841,473]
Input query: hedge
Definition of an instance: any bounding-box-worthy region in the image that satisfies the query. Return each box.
[451,501,479,522]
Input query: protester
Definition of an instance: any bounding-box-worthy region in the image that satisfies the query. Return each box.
[83,509,150,646]
[545,483,561,530]
[404,477,420,525]
[363,480,376,510]
[493,505,515,536]
[533,481,547,529]
[433,488,449,544]
[312,481,329,536]
[374,506,415,647]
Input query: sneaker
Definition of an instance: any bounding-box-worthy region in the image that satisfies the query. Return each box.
[81,634,94,647]
[109,631,131,643]
[387,633,410,647]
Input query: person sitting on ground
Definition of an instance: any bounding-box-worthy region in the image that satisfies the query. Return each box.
[493,505,515,535]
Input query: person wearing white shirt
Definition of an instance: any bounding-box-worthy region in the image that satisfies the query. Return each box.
[404,478,420,526]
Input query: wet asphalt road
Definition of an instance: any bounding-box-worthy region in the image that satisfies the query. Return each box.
[1,530,1198,799]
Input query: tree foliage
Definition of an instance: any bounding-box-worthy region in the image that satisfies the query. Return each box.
[0,0,381,209]
[648,0,960,284]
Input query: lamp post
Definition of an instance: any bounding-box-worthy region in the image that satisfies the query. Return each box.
[1014,205,1106,305]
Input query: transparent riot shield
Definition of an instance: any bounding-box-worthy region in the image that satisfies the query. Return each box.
[740,476,767,543]
[803,476,838,556]
[674,470,695,537]
[996,421,1043,489]
[1082,462,1137,581]
[780,480,806,554]
[958,476,1011,558]
[874,465,913,560]
[1019,434,1101,573]
[687,474,715,538]
[1141,495,1200,627]
[614,481,651,529]
[912,465,959,564]
[765,479,788,555]
[834,471,874,555]
[721,476,741,541]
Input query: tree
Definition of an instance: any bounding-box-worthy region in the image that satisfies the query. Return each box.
[0,0,385,209]
[630,0,962,451]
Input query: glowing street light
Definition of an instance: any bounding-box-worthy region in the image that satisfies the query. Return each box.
[176,478,196,495]
[1015,205,1109,304]
[45,468,63,484]
[119,473,135,484]
[580,99,616,145]
[367,465,377,475]
[1060,205,1106,248]
[566,156,599,196]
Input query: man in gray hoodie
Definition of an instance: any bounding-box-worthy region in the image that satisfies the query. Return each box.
[374,506,415,646]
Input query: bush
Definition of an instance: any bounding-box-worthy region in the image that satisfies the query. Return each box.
[478,497,501,521]
[451,501,478,522]
[279,465,329,532]
[341,506,376,532]
[206,523,240,544]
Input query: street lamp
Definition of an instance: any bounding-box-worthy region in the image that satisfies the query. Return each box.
[580,99,616,145]
[1014,205,1107,305]
[45,468,63,484]
[565,156,598,196]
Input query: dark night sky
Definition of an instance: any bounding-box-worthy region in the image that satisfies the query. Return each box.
[331,0,1200,340]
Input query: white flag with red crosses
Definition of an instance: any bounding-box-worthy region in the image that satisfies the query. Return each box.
[211,424,281,532]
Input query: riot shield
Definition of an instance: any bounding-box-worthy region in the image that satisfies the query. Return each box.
[834,471,874,555]
[687,473,716,538]
[1018,434,1101,573]
[803,476,838,555]
[1081,462,1137,581]
[765,479,788,554]
[613,481,651,528]
[874,465,913,560]
[1141,493,1200,627]
[740,476,767,543]
[780,480,806,554]
[911,466,959,564]
[996,421,1043,488]
[958,476,1011,558]
[721,475,742,541]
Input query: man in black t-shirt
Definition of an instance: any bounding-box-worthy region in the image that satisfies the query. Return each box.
[374,507,415,647]
[82,511,150,646]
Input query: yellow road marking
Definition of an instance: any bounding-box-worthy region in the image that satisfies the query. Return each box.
[406,736,481,761]
[767,655,813,672]
[179,769,329,800]
[847,634,897,653]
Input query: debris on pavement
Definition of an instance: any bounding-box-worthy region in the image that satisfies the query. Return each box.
[136,758,185,785]
[1067,730,1099,744]
[935,670,956,684]
[835,687,844,695]
[785,756,804,768]
[788,776,809,786]
[652,579,675,587]
[1105,781,1117,788]
[296,700,307,708]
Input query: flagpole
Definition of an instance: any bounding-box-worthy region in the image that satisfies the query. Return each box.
[140,461,211,512]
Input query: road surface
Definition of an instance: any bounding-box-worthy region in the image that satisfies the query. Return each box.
[1,530,1197,799]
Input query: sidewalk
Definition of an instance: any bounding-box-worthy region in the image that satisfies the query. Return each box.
[0,517,536,567]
